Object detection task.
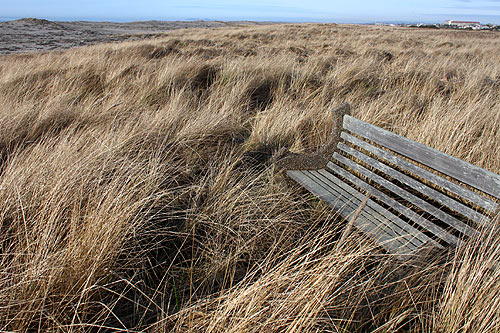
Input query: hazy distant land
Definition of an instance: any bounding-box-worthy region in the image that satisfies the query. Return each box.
[0,18,271,54]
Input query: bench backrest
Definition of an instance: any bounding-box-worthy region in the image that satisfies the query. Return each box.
[326,115,500,246]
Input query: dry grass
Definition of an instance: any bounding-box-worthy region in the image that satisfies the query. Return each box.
[1,23,500,331]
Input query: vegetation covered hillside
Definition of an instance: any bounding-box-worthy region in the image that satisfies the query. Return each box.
[1,23,500,331]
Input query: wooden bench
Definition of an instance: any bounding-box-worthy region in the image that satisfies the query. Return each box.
[287,115,500,256]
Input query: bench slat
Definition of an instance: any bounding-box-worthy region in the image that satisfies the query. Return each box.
[287,170,416,254]
[306,170,422,249]
[333,152,478,237]
[341,131,498,213]
[343,115,500,199]
[327,161,460,245]
[338,143,489,225]
[314,169,439,248]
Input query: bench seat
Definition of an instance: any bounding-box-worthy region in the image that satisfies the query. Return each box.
[287,115,500,256]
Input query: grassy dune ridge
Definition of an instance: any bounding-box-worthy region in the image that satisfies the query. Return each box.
[1,23,500,331]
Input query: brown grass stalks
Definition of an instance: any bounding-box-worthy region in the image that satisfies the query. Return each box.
[1,23,500,331]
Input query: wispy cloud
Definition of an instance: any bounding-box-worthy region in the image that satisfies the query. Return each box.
[433,0,500,16]
[168,3,321,15]
[456,0,500,2]
[448,5,500,9]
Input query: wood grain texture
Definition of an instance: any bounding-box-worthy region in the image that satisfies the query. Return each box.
[314,169,439,248]
[332,152,478,237]
[326,161,460,245]
[343,115,500,199]
[337,143,489,225]
[287,170,419,254]
[306,170,416,248]
[286,115,500,256]
[340,131,498,213]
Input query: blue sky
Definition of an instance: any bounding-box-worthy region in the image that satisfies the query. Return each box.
[2,0,500,23]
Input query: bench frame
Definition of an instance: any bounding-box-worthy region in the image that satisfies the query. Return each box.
[287,115,500,256]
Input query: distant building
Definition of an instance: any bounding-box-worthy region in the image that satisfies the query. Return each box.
[444,20,480,28]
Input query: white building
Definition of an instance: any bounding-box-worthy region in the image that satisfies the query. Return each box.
[444,20,481,29]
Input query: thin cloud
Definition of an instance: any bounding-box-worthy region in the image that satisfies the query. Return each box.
[448,5,500,9]
[168,3,320,14]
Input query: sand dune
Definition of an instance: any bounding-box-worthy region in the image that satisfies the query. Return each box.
[0,18,270,54]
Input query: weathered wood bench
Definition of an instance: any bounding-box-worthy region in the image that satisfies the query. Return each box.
[287,115,500,256]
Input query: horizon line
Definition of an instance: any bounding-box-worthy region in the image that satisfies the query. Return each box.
[1,16,491,25]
